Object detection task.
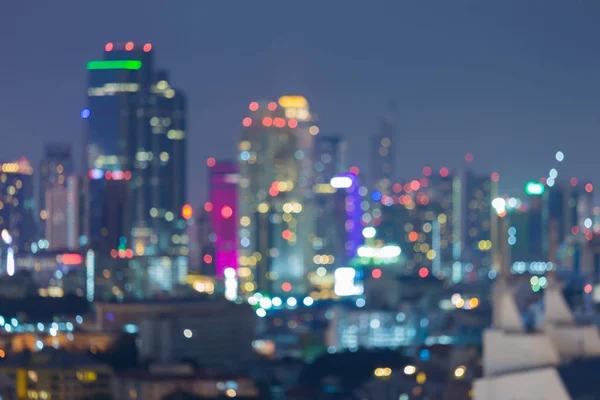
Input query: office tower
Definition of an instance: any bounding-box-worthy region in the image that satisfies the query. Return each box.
[452,170,497,282]
[38,143,72,238]
[208,161,239,277]
[370,103,396,194]
[0,158,36,254]
[44,185,69,250]
[312,136,348,268]
[84,42,187,297]
[238,96,315,298]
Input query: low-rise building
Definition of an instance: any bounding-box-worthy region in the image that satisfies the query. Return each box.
[0,348,112,400]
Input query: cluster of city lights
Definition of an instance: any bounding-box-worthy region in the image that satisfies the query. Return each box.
[88,169,132,181]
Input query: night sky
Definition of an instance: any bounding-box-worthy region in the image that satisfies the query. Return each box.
[1,1,599,204]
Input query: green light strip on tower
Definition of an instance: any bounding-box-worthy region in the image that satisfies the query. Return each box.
[86,60,142,70]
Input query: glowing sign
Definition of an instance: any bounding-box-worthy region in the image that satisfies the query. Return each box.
[86,250,95,302]
[61,254,84,265]
[6,247,14,276]
[334,267,363,296]
[278,96,308,109]
[357,245,401,259]
[1,229,12,245]
[330,176,353,189]
[86,60,142,70]
[525,182,545,196]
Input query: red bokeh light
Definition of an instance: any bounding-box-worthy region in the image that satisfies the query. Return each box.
[242,117,252,127]
[204,202,213,212]
[408,231,419,242]
[585,284,593,294]
[571,177,578,187]
[585,183,593,193]
[143,43,152,52]
[420,177,429,187]
[422,166,432,176]
[350,166,360,175]
[221,206,233,219]
[282,282,292,292]
[105,171,112,180]
[110,249,118,258]
[125,249,134,258]
[392,183,402,193]
[105,43,114,52]
[125,42,134,51]
[464,152,474,163]
[267,102,278,111]
[273,117,286,128]
[124,171,132,180]
[269,187,279,197]
[249,102,259,111]
[206,157,216,167]
[372,268,382,279]
[440,167,449,178]
[572,226,579,235]
[491,172,500,182]
[203,254,213,264]
[410,180,420,191]
[540,177,547,185]
[262,117,273,127]
[288,119,298,128]
[282,230,292,240]
[418,267,429,278]
[182,204,193,220]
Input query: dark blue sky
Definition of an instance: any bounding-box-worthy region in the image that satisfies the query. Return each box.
[1,1,599,203]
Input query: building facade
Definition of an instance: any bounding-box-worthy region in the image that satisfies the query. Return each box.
[237,96,315,298]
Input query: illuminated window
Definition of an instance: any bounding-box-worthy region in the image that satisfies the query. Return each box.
[76,371,97,382]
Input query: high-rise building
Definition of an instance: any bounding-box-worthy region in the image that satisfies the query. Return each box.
[84,42,187,297]
[0,158,36,254]
[452,170,498,282]
[45,185,69,250]
[38,143,72,238]
[208,161,239,277]
[238,96,315,298]
[370,104,396,193]
[312,136,349,269]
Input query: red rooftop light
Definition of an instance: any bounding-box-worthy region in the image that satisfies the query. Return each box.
[105,43,114,52]
[249,102,259,111]
[125,42,134,51]
[143,43,152,52]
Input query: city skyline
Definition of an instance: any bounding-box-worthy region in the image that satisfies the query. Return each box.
[2,1,600,204]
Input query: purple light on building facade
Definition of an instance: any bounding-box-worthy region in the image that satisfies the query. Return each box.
[209,161,239,277]
[335,173,362,258]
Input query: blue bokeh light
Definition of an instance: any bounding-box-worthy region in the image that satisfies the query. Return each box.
[371,190,382,202]
[80,108,91,119]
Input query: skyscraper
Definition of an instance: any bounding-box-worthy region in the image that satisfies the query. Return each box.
[0,158,36,254]
[84,42,187,297]
[208,161,239,277]
[370,103,397,193]
[38,143,72,239]
[238,96,315,298]
[452,170,498,282]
